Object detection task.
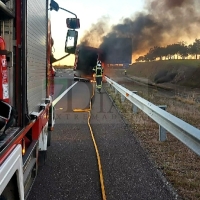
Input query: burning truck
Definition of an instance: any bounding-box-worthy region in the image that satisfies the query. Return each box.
[73,38,132,81]
[73,45,104,82]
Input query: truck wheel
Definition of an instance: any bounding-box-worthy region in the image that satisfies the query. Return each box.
[47,131,51,147]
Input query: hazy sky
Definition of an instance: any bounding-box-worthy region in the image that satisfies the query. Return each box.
[50,0,200,65]
[50,0,145,65]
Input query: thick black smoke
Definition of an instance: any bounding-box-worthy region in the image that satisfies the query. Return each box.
[99,35,132,64]
[80,0,200,62]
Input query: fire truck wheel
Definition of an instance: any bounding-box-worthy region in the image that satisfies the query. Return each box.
[47,131,51,147]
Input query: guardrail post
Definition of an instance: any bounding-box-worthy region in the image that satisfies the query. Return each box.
[132,91,138,113]
[121,95,125,102]
[158,105,167,142]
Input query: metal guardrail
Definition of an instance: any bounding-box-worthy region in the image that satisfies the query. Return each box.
[105,76,200,156]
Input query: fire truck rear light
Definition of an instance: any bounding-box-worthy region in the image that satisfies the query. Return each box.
[22,138,26,155]
[22,147,25,155]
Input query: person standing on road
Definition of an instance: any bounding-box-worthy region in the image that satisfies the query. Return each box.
[93,60,104,92]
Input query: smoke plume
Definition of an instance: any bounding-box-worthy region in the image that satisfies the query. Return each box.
[80,0,200,62]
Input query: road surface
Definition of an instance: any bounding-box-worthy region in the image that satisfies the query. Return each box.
[28,69,180,200]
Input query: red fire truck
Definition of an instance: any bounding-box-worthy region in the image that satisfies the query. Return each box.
[0,0,79,199]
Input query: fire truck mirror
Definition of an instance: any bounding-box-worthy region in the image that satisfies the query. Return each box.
[66,18,80,29]
[50,0,59,11]
[65,29,78,54]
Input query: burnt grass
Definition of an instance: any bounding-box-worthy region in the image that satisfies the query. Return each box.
[104,61,200,200]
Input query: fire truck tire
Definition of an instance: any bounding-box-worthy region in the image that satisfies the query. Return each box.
[47,131,51,147]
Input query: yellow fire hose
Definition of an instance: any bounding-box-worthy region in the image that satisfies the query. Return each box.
[73,83,106,200]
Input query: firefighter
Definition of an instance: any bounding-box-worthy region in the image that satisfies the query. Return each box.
[93,60,103,93]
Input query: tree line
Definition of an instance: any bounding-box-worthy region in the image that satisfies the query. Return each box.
[136,39,200,62]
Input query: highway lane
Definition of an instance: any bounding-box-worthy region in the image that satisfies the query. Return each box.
[28,69,180,200]
[28,71,103,200]
[52,69,75,101]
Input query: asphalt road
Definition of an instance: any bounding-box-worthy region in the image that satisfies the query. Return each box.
[27,69,181,200]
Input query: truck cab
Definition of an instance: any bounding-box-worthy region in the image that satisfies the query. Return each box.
[73,45,103,82]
